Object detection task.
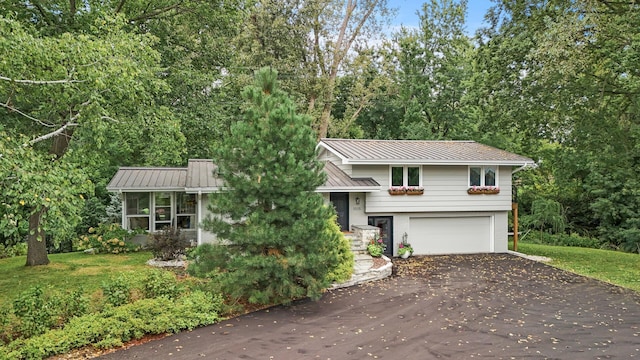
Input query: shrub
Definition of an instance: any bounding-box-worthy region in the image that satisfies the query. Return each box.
[76,223,141,254]
[147,227,190,261]
[11,286,56,339]
[1,287,90,344]
[0,291,224,360]
[101,274,132,307]
[324,218,354,283]
[0,242,27,259]
[521,231,603,249]
[141,270,183,300]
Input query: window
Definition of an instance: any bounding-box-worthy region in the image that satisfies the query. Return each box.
[469,166,498,187]
[390,166,422,187]
[125,193,150,230]
[154,192,172,231]
[176,193,196,229]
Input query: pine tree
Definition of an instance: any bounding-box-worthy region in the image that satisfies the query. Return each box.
[197,68,345,305]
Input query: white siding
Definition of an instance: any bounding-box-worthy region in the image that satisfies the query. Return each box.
[354,165,513,213]
[349,192,368,229]
[198,194,217,244]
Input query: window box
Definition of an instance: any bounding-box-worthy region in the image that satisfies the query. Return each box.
[406,187,424,195]
[388,187,407,195]
[467,186,500,195]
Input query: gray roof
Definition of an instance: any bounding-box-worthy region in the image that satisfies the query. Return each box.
[319,138,534,166]
[106,167,187,192]
[107,159,223,192]
[186,159,224,191]
[317,161,380,192]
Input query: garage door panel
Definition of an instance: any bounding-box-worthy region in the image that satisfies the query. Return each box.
[409,217,491,255]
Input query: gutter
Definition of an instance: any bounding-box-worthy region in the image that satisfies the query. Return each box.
[512,161,538,174]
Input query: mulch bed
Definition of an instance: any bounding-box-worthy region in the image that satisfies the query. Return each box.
[97,253,640,359]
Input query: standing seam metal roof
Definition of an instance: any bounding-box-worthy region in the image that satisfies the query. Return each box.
[107,159,223,191]
[319,138,534,164]
[321,161,379,188]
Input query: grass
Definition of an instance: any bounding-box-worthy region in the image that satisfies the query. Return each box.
[512,241,640,293]
[0,251,153,306]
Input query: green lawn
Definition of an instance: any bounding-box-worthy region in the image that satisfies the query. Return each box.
[512,242,640,292]
[0,251,153,306]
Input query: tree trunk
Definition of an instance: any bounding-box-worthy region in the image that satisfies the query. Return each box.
[26,207,49,266]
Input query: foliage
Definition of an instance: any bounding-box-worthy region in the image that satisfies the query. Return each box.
[474,0,640,253]
[0,290,223,359]
[522,199,566,241]
[323,216,355,284]
[199,68,344,306]
[0,12,186,265]
[367,234,386,257]
[141,270,183,300]
[520,231,604,250]
[0,243,27,259]
[101,274,133,307]
[148,227,191,261]
[77,223,142,254]
[3,286,89,343]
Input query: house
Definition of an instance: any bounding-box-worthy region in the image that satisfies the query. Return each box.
[106,139,534,256]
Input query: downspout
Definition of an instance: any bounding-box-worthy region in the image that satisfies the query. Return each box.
[119,190,125,229]
[197,190,202,246]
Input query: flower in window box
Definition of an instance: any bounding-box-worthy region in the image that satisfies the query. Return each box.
[388,186,407,195]
[406,186,424,195]
[467,186,500,194]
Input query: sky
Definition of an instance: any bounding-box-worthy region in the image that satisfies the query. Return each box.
[387,0,494,35]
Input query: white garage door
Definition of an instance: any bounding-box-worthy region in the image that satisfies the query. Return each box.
[409,217,492,255]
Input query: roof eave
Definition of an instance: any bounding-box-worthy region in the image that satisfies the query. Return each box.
[185,187,220,194]
[316,187,381,193]
[344,159,535,166]
[106,187,186,193]
[317,141,349,163]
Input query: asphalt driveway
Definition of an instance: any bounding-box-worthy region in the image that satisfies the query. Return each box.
[100,254,640,359]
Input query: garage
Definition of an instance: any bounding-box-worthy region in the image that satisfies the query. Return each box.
[409,216,493,255]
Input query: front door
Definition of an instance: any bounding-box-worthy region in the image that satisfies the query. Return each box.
[330,193,349,231]
[368,216,393,256]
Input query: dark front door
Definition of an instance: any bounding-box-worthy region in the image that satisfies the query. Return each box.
[368,216,393,256]
[330,193,349,231]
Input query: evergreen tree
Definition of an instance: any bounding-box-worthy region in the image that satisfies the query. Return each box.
[197,68,345,305]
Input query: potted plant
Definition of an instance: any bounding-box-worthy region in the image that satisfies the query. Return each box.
[367,234,386,257]
[397,232,413,258]
[398,243,413,259]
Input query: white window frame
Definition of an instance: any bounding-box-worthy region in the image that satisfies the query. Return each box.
[389,165,422,188]
[125,192,151,231]
[153,192,174,231]
[468,166,499,187]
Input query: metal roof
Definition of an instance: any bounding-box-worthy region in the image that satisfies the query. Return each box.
[107,159,223,192]
[317,161,380,193]
[106,167,187,192]
[185,159,224,191]
[318,138,535,166]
